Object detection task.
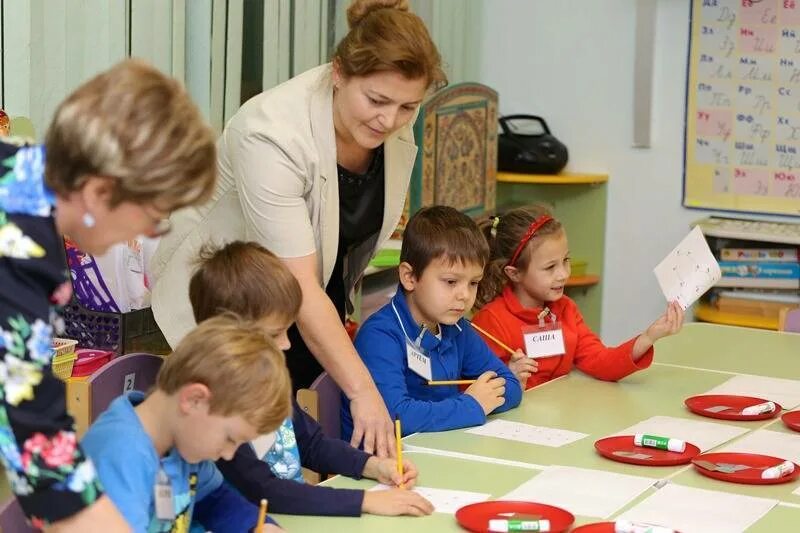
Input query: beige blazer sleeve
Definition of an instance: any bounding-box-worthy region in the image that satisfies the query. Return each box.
[224,126,317,259]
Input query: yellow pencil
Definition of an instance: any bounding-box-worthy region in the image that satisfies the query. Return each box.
[255,498,268,533]
[427,379,478,386]
[470,322,516,355]
[395,416,405,489]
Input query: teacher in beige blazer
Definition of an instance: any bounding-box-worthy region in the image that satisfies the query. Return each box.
[150,0,445,456]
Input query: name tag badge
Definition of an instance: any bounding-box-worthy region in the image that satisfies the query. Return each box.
[154,471,175,521]
[406,342,433,381]
[522,322,565,359]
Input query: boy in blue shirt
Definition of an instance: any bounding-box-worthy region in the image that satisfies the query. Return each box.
[342,206,523,438]
[82,315,290,532]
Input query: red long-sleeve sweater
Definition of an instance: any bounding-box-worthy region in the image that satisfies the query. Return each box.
[472,285,653,389]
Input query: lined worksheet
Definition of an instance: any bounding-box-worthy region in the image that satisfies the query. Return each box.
[464,419,588,447]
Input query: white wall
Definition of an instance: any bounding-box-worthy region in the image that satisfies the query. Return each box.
[476,0,798,342]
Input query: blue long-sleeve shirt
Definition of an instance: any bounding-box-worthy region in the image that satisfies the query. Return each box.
[342,288,522,439]
[215,399,371,516]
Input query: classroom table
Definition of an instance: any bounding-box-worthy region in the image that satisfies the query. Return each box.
[274,323,800,531]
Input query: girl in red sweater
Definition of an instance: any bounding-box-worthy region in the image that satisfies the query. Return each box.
[472,205,684,390]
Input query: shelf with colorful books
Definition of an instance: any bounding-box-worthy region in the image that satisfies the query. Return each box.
[694,218,800,330]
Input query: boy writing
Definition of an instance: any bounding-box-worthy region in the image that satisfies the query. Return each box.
[342,206,523,438]
[189,241,433,517]
[82,315,290,532]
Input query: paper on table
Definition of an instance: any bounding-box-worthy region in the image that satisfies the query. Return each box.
[610,415,748,452]
[653,226,721,310]
[500,466,659,519]
[464,419,588,448]
[704,375,800,410]
[616,483,778,533]
[794,485,800,497]
[369,484,489,514]
[719,429,800,464]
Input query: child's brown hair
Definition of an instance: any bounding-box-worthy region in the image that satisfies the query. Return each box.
[475,205,563,308]
[400,205,490,280]
[157,314,292,433]
[188,241,302,323]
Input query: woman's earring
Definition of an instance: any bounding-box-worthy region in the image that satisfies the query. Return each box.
[82,212,96,228]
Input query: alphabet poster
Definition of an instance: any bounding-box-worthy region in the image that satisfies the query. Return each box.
[684,0,800,216]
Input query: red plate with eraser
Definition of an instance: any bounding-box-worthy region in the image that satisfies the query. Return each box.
[692,452,800,485]
[455,501,574,532]
[684,394,781,421]
[594,435,700,466]
[782,411,800,432]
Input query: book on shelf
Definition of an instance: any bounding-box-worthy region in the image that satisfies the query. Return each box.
[720,248,799,262]
[718,261,800,279]
[714,289,800,304]
[716,277,800,289]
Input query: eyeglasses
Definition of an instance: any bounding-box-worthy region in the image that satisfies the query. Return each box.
[143,207,172,237]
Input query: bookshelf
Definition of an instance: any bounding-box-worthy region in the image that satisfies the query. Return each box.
[694,217,800,331]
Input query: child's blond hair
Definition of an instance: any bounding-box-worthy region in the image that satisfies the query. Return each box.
[476,205,563,308]
[157,314,292,433]
[188,241,302,323]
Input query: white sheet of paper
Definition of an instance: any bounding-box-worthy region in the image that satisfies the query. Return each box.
[653,226,721,310]
[500,466,659,519]
[617,484,778,533]
[464,419,588,448]
[369,484,489,514]
[610,415,748,452]
[794,485,800,497]
[718,429,800,464]
[703,374,800,410]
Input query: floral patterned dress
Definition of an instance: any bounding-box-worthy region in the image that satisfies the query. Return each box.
[0,139,103,526]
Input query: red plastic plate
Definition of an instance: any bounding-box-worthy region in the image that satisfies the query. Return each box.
[684,394,781,421]
[782,411,800,432]
[595,435,700,466]
[570,523,615,532]
[455,501,574,533]
[692,452,800,485]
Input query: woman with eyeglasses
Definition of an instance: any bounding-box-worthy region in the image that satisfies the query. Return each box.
[150,0,446,458]
[0,59,216,531]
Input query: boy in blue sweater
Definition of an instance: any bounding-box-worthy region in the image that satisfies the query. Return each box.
[82,315,290,532]
[342,206,523,438]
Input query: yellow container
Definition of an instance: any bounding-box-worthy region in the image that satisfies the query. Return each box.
[52,338,78,381]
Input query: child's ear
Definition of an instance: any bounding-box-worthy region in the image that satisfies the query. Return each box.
[503,264,522,283]
[398,262,418,292]
[178,383,212,415]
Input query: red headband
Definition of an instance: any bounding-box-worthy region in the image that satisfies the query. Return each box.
[507,215,553,267]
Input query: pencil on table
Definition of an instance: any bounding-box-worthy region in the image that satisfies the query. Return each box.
[255,498,268,533]
[427,379,478,386]
[395,415,405,489]
[470,322,516,355]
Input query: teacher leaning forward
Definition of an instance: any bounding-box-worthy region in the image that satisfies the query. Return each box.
[150,0,446,456]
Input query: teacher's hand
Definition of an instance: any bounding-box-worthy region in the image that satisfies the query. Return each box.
[349,387,395,457]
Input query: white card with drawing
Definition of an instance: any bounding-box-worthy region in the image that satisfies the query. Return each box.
[369,484,489,514]
[465,419,588,448]
[653,226,721,310]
